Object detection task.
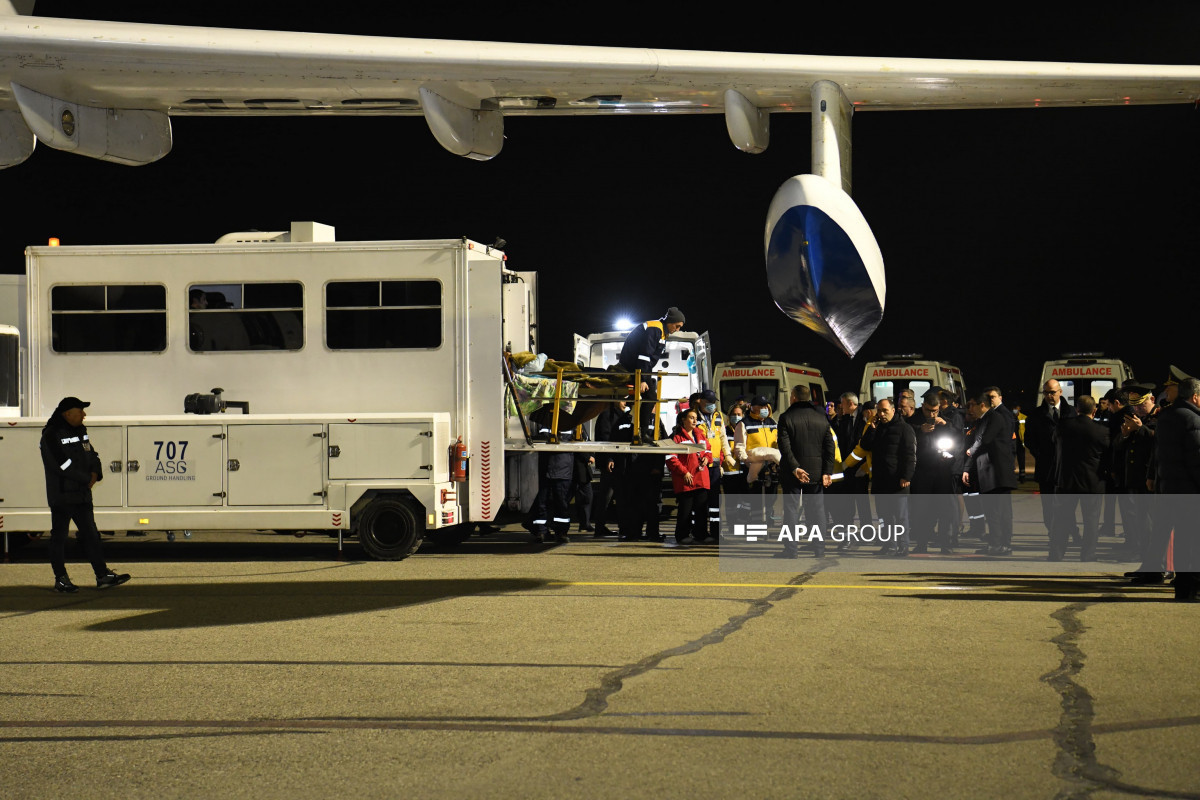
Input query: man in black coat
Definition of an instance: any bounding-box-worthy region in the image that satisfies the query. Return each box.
[909,388,964,554]
[1025,379,1076,536]
[1052,395,1111,561]
[862,398,916,556]
[827,391,869,540]
[964,392,1019,555]
[591,400,633,537]
[1152,376,1200,601]
[775,385,836,558]
[1117,384,1160,577]
[616,306,685,442]
[39,396,130,593]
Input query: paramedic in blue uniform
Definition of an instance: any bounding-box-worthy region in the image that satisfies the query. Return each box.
[617,307,685,442]
[40,397,131,593]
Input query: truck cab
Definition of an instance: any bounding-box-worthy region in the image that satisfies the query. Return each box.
[860,356,967,404]
[713,357,828,414]
[1038,354,1134,405]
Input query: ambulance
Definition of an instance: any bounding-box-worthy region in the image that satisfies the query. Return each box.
[713,357,828,413]
[1037,354,1135,405]
[860,356,967,404]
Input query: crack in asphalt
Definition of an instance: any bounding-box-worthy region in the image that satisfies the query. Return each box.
[541,571,817,721]
[293,569,820,725]
[1043,601,1200,800]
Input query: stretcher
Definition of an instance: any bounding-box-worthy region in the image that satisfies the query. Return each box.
[502,352,685,446]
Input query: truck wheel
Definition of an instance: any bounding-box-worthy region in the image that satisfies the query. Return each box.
[357,496,425,560]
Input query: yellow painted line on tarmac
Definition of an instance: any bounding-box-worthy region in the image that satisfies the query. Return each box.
[548,581,970,591]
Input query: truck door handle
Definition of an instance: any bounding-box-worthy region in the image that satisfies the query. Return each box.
[328,445,341,458]
[109,460,123,473]
[227,459,240,471]
[127,460,140,472]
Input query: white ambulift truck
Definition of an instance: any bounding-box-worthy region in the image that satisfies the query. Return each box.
[0,223,682,560]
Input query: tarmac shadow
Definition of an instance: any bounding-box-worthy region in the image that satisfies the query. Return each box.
[0,578,554,631]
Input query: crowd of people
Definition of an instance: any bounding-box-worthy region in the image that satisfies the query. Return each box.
[524,308,1199,604]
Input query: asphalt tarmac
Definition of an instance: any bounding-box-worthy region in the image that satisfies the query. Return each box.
[1,518,1197,800]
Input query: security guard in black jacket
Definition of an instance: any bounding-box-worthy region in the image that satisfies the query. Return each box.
[40,397,130,592]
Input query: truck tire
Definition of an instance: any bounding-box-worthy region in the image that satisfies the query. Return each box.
[357,496,425,560]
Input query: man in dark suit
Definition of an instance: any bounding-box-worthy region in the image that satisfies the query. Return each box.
[982,385,1017,471]
[1153,376,1200,601]
[1052,395,1111,561]
[828,391,868,540]
[964,391,1019,555]
[863,398,916,556]
[776,385,837,558]
[909,387,963,554]
[1025,379,1076,536]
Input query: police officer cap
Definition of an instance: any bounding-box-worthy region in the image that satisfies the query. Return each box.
[663,307,686,326]
[54,396,90,414]
[1126,384,1156,401]
[751,395,770,407]
[700,389,718,402]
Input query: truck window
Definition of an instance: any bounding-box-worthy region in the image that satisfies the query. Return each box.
[720,379,780,410]
[325,280,442,350]
[0,330,17,408]
[188,282,304,352]
[870,379,930,402]
[51,284,166,353]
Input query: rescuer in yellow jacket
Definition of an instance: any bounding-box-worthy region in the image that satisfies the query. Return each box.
[734,394,779,489]
[691,389,731,543]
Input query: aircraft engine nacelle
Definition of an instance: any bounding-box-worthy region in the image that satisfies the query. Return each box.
[764,174,885,358]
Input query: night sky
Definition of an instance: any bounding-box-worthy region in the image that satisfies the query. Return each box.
[5,3,1198,411]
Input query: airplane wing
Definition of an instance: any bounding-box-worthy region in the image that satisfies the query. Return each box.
[2,14,1199,165]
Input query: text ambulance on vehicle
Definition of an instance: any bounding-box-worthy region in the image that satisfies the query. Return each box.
[1037,354,1135,405]
[714,357,828,413]
[860,355,967,404]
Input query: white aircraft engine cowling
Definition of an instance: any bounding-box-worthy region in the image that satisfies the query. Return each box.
[11,83,172,166]
[764,174,885,358]
[0,109,35,168]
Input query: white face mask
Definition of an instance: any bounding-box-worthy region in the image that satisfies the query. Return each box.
[731,414,743,424]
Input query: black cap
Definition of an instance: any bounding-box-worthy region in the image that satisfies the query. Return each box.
[663,306,686,326]
[54,396,90,414]
[700,389,717,402]
[1127,384,1157,401]
[751,395,770,406]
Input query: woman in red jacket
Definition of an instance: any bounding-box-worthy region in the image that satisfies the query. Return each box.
[665,409,711,548]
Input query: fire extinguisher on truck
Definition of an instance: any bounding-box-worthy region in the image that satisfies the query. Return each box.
[451,436,468,482]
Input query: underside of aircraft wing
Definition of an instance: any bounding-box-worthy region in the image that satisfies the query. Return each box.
[1,16,1198,120]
